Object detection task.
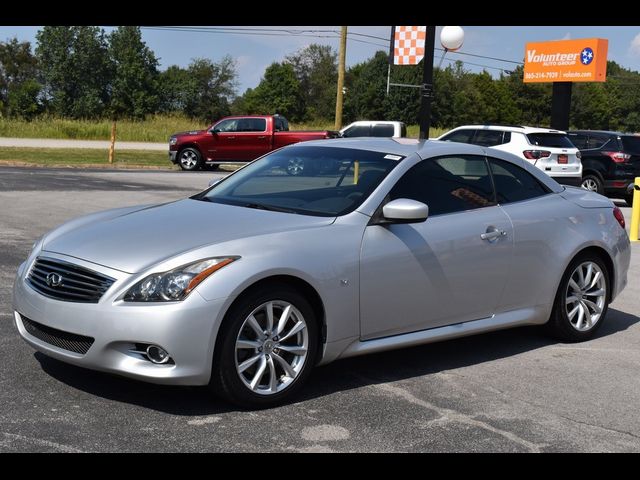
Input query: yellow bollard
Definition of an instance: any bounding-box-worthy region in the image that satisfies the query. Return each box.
[630,177,640,242]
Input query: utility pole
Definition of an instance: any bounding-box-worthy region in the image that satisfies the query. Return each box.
[418,26,436,140]
[334,26,347,131]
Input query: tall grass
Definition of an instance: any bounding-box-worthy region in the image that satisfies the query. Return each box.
[0,114,204,143]
[0,114,448,142]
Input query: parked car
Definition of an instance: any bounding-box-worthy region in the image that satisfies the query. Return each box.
[438,125,582,186]
[567,130,639,206]
[13,139,630,408]
[169,115,338,172]
[340,120,406,138]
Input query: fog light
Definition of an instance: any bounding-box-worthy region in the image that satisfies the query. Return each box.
[146,345,170,364]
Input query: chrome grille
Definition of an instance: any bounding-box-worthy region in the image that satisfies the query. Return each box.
[27,257,115,303]
[21,315,94,354]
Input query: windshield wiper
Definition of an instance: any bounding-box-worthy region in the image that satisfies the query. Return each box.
[243,202,297,214]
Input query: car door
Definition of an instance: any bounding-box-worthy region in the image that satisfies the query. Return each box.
[208,118,240,160]
[359,154,514,340]
[486,156,565,311]
[234,118,271,160]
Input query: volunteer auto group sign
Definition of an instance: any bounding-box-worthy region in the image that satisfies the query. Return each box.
[524,38,608,83]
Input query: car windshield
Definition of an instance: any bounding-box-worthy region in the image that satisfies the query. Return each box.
[526,133,575,148]
[194,146,401,217]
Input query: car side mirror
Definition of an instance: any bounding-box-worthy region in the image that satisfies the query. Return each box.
[382,199,429,223]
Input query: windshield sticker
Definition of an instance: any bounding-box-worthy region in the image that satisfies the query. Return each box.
[384,154,403,161]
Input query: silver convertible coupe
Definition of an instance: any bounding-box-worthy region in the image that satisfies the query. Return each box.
[13,139,630,408]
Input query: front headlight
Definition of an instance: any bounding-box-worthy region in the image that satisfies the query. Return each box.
[169,137,177,146]
[124,256,239,302]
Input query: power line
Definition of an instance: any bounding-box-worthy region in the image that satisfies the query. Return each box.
[144,26,525,66]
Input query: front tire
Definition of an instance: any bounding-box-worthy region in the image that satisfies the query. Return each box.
[178,147,203,171]
[581,174,603,194]
[210,284,319,409]
[546,254,610,342]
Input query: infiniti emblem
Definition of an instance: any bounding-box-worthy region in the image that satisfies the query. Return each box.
[46,272,63,287]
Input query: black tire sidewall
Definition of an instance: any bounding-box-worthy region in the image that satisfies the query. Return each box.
[211,285,319,409]
[178,147,202,171]
[548,254,610,342]
[581,174,603,194]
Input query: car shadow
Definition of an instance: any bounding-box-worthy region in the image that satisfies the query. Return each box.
[35,308,639,415]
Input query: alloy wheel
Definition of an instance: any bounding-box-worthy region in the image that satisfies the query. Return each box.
[565,261,607,331]
[234,300,309,395]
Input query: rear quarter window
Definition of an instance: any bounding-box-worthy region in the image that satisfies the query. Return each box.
[526,133,574,148]
[620,136,640,153]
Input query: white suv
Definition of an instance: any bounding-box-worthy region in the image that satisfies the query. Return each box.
[437,125,582,186]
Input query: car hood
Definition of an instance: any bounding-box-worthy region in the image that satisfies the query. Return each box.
[172,130,206,137]
[42,199,335,273]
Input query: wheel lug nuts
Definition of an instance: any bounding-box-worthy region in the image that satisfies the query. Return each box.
[258,347,263,352]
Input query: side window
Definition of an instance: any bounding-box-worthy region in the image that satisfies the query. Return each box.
[389,155,495,216]
[371,124,395,137]
[213,119,238,133]
[473,130,506,147]
[275,117,285,131]
[487,157,550,204]
[439,129,475,144]
[568,133,589,150]
[400,124,407,137]
[342,125,371,137]
[588,134,612,149]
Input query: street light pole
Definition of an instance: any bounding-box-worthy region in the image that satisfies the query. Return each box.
[418,26,436,140]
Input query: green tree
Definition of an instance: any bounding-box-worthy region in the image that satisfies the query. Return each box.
[183,56,238,121]
[286,44,337,120]
[0,38,40,118]
[35,26,111,118]
[242,62,304,120]
[158,65,191,113]
[108,26,159,119]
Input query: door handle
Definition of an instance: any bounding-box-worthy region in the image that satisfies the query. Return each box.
[480,228,507,241]
[257,136,266,139]
[227,136,236,140]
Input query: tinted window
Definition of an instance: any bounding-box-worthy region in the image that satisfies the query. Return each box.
[526,133,574,148]
[400,124,407,137]
[440,129,475,144]
[567,133,589,150]
[488,157,550,204]
[621,136,640,153]
[274,117,287,131]
[237,118,266,132]
[588,134,612,149]
[473,130,506,147]
[200,146,398,217]
[389,155,495,216]
[371,124,395,137]
[342,125,371,137]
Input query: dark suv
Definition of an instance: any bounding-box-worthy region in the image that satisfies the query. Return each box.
[567,130,639,206]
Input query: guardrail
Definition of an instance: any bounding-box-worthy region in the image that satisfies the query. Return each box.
[631,177,640,242]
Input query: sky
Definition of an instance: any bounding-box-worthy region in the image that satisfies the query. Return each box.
[2,26,640,94]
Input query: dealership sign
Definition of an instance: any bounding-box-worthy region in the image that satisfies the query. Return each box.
[524,38,608,83]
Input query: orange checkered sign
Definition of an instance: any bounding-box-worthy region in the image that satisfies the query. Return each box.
[524,38,608,83]
[392,26,426,65]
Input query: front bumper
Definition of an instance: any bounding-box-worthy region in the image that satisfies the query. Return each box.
[12,255,227,386]
[169,150,178,164]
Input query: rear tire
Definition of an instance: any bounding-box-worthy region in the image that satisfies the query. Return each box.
[545,253,610,342]
[178,147,202,171]
[581,174,603,194]
[625,193,634,207]
[210,284,319,409]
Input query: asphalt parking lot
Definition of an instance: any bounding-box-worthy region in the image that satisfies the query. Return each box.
[1,166,639,452]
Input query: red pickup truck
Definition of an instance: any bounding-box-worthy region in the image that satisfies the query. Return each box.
[169,115,339,171]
